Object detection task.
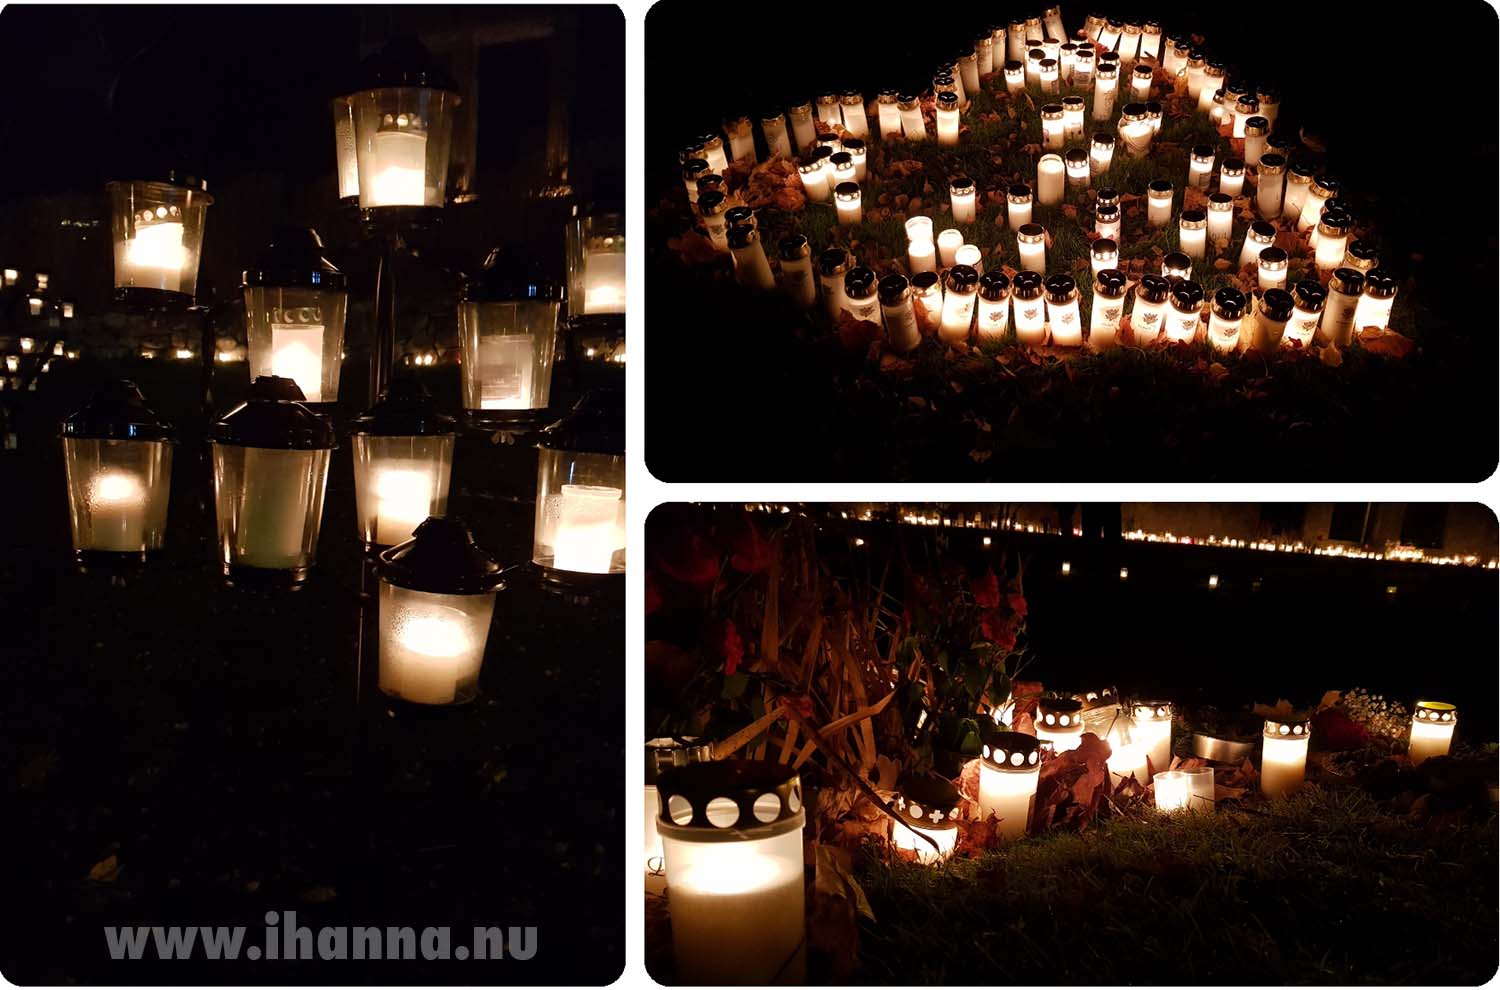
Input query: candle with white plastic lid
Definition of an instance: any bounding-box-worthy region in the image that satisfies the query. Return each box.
[1355,268,1399,331]
[1239,220,1277,270]
[1344,241,1379,274]
[1041,103,1066,149]
[1409,701,1459,765]
[1284,281,1325,347]
[1011,271,1048,346]
[842,266,881,324]
[1089,133,1114,178]
[695,190,732,251]
[939,265,980,344]
[950,175,977,223]
[1130,274,1171,344]
[787,101,817,151]
[1251,288,1293,351]
[840,90,869,138]
[937,228,964,267]
[1282,163,1315,220]
[980,731,1043,841]
[1118,102,1152,157]
[1298,175,1340,232]
[818,249,851,321]
[955,243,983,275]
[1207,287,1247,353]
[976,271,1011,341]
[1321,268,1364,345]
[1188,144,1215,188]
[1218,157,1245,197]
[875,91,902,140]
[1089,269,1128,348]
[879,274,922,353]
[1044,274,1083,347]
[897,94,927,141]
[1261,716,1311,798]
[910,271,944,327]
[1178,209,1208,260]
[1089,238,1119,279]
[1166,280,1204,343]
[834,181,863,226]
[729,225,776,290]
[1039,151,1065,203]
[1065,149,1090,191]
[1007,184,1034,229]
[1256,154,1286,219]
[1206,193,1234,245]
[777,234,817,309]
[351,378,457,550]
[1162,251,1192,284]
[935,92,961,146]
[1093,62,1118,120]
[1145,179,1173,226]
[1315,209,1353,272]
[1257,247,1288,292]
[1003,59,1026,94]
[1017,223,1047,273]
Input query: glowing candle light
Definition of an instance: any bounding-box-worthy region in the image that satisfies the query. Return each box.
[843,137,867,181]
[1344,240,1380,274]
[1093,61,1118,120]
[723,115,755,165]
[1282,163,1314,221]
[1044,274,1082,346]
[905,217,937,274]
[1043,4,1066,43]
[1283,283,1323,348]
[645,739,712,890]
[1118,102,1152,157]
[1155,771,1190,812]
[1089,269,1128,348]
[814,131,840,156]
[1239,220,1277,270]
[1257,247,1289,292]
[1183,766,1216,812]
[1040,57,1060,94]
[1017,222,1048,273]
[1095,202,1121,242]
[955,243,983,275]
[879,274,921,353]
[1256,153,1286,219]
[1007,19,1028,62]
[949,175,977,223]
[1072,46,1095,94]
[369,119,430,205]
[1198,62,1225,114]
[1314,209,1352,272]
[1025,47,1045,88]
[979,731,1042,841]
[1052,97,1084,146]
[1065,149,1090,191]
[1256,85,1281,130]
[1106,719,1151,785]
[1088,133,1114,178]
[840,266,880,325]
[828,152,855,195]
[759,109,792,159]
[1083,12,1104,41]
[937,228,964,267]
[681,159,710,204]
[1260,717,1310,799]
[1185,51,1207,98]
[935,92,961,145]
[729,225,776,290]
[976,271,1011,342]
[1003,59,1026,95]
[1041,103,1066,149]
[1008,183,1034,228]
[875,90,902,140]
[1207,287,1247,353]
[1118,22,1142,64]
[1145,99,1163,135]
[700,132,729,174]
[815,92,840,127]
[1133,702,1175,777]
[1206,192,1234,245]
[910,271,944,326]
[1188,145,1215,188]
[787,101,817,151]
[939,265,979,344]
[1166,280,1204,343]
[1178,209,1208,260]
[1238,115,1268,169]
[1354,268,1399,331]
[1011,271,1047,345]
[840,90,869,138]
[1322,268,1365,345]
[1143,179,1174,228]
[1140,21,1162,61]
[817,249,851,322]
[1163,36,1188,77]
[975,33,995,76]
[1130,274,1171,344]
[1409,701,1458,765]
[1162,252,1193,284]
[776,234,817,309]
[795,157,830,204]
[1298,176,1340,232]
[1129,62,1153,100]
[1218,157,1246,198]
[834,181,863,226]
[1098,18,1121,49]
[890,774,961,864]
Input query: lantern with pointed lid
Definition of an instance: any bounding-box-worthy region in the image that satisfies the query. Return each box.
[242,228,348,404]
[535,389,625,577]
[1260,715,1311,798]
[351,377,457,551]
[656,760,807,984]
[1408,701,1458,765]
[345,38,461,210]
[979,729,1041,840]
[60,380,175,568]
[891,772,960,863]
[209,376,335,589]
[107,171,213,306]
[376,517,505,706]
[458,249,564,423]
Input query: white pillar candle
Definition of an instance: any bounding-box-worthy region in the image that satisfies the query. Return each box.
[1197,66,1224,113]
[1095,204,1121,243]
[1256,155,1286,219]
[1024,47,1045,88]
[841,267,881,324]
[955,243,983,275]
[681,160,710,204]
[1344,241,1379,274]
[1315,214,1351,273]
[959,52,981,96]
[1179,210,1207,259]
[582,250,627,315]
[553,484,625,573]
[935,93,960,145]
[776,235,817,308]
[1154,770,1190,812]
[1166,281,1203,342]
[879,274,922,352]
[1118,104,1152,158]
[1163,38,1187,77]
[1354,269,1398,330]
[1089,134,1114,178]
[86,471,148,551]
[1183,766,1216,811]
[1041,104,1066,149]
[939,266,979,343]
[976,271,1011,341]
[1003,61,1026,94]
[907,239,936,274]
[1256,86,1281,129]
[1140,22,1162,61]
[1188,146,1215,188]
[1130,63,1153,101]
[834,181,863,226]
[1239,221,1276,270]
[1065,149,1090,191]
[700,134,729,174]
[1007,21,1028,62]
[1132,703,1174,777]
[815,93,841,126]
[1008,184,1034,228]
[1257,247,1288,292]
[1044,4,1066,43]
[818,250,850,321]
[371,465,436,547]
[724,116,756,163]
[1039,58,1060,94]
[975,35,994,76]
[1409,702,1458,765]
[235,447,322,569]
[1282,166,1313,221]
[1089,270,1128,348]
[1061,96,1086,141]
[1254,288,1294,350]
[1230,95,1259,138]
[875,91,902,140]
[1092,64,1117,120]
[788,102,817,151]
[840,92,869,138]
[1146,180,1173,226]
[369,127,428,206]
[936,228,963,267]
[1084,13,1104,41]
[796,159,831,203]
[1218,158,1245,197]
[978,733,1042,841]
[1118,23,1141,65]
[1011,272,1047,345]
[844,138,867,181]
[1044,274,1082,346]
[1321,268,1364,345]
[696,192,731,250]
[728,226,776,290]
[380,596,491,706]
[1243,116,1269,166]
[1207,287,1247,353]
[1206,193,1234,244]
[1098,20,1120,49]
[1260,718,1310,799]
[1072,49,1094,94]
[950,176,977,223]
[1186,53,1207,98]
[1298,176,1339,232]
[1017,223,1047,273]
[760,111,792,159]
[1038,154,1065,204]
[911,272,944,325]
[1130,274,1171,343]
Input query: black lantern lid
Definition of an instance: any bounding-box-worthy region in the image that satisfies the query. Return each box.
[540,387,624,456]
[655,759,803,831]
[646,736,715,785]
[1213,287,1247,319]
[210,376,336,450]
[894,772,960,830]
[108,169,210,194]
[351,376,457,437]
[242,227,348,293]
[459,247,565,304]
[349,37,460,95]
[946,265,980,291]
[378,516,506,595]
[62,379,175,442]
[1163,251,1192,272]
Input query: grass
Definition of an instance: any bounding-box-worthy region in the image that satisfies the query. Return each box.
[852,786,1498,984]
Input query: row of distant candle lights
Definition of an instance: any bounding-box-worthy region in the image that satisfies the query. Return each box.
[678,5,1403,357]
[644,691,1460,984]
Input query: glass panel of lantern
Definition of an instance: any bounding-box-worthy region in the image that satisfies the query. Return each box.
[655,760,807,985]
[891,772,960,863]
[534,389,626,577]
[376,517,505,706]
[566,211,626,323]
[209,376,335,589]
[330,95,361,205]
[106,173,213,304]
[458,250,564,422]
[345,39,461,209]
[644,737,713,891]
[351,377,456,551]
[242,228,348,404]
[60,380,174,567]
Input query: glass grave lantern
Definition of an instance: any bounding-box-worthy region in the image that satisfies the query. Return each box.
[209,376,335,590]
[351,377,457,551]
[458,249,564,426]
[346,39,461,211]
[60,380,174,569]
[242,228,349,404]
[1408,701,1458,765]
[1076,684,1122,736]
[107,171,213,306]
[1260,715,1310,798]
[644,736,714,892]
[1035,696,1085,753]
[534,389,626,580]
[376,517,505,706]
[656,760,807,985]
[979,730,1041,841]
[890,772,960,864]
[566,210,626,364]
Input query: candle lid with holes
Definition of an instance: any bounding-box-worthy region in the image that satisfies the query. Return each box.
[349,37,460,95]
[844,266,877,298]
[936,92,959,111]
[878,273,912,304]
[646,736,714,784]
[107,169,211,195]
[1318,209,1353,237]
[1008,183,1033,202]
[1259,247,1288,270]
[1133,701,1173,722]
[1170,280,1204,310]
[1291,281,1327,312]
[656,759,803,835]
[1091,132,1115,148]
[778,234,811,262]
[242,227,347,292]
[982,730,1042,771]
[1136,273,1170,303]
[1248,220,1276,242]
[1017,223,1046,244]
[1329,267,1366,295]
[911,271,941,296]
[1180,209,1207,229]
[726,225,759,250]
[378,516,505,594]
[1264,715,1310,738]
[1345,241,1379,271]
[1413,701,1458,723]
[1076,686,1118,710]
[1096,187,1120,209]
[62,379,175,442]
[351,376,457,437]
[1258,153,1287,173]
[1212,287,1247,319]
[1147,179,1173,196]
[1066,148,1089,168]
[1037,696,1084,729]
[817,248,850,276]
[211,376,335,449]
[1011,270,1044,299]
[540,387,625,455]
[1362,268,1398,298]
[945,265,980,292]
[894,772,960,831]
[724,206,756,230]
[950,175,976,195]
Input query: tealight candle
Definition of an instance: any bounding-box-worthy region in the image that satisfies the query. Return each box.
[1315,210,1352,272]
[1206,193,1234,244]
[1017,222,1047,273]
[1322,268,1365,345]
[950,175,977,223]
[1039,57,1060,94]
[842,266,881,323]
[796,157,830,203]
[1166,280,1204,343]
[695,190,731,251]
[1118,102,1152,157]
[1044,274,1082,346]
[1183,766,1216,812]
[1257,247,1288,291]
[976,271,1011,341]
[1239,220,1276,270]
[815,92,841,126]
[890,775,961,864]
[879,274,921,353]
[1218,157,1245,197]
[1297,176,1340,232]
[777,234,817,308]
[1038,154,1062,205]
[906,216,937,274]
[937,228,964,267]
[840,90,869,138]
[1003,59,1026,94]
[1408,701,1459,765]
[1155,770,1190,812]
[1130,274,1171,344]
[875,91,901,140]
[1207,287,1247,353]
[910,271,944,326]
[1162,252,1192,283]
[1007,184,1034,228]
[817,248,851,321]
[1282,163,1314,222]
[1178,209,1208,259]
[1188,144,1215,188]
[979,732,1042,841]
[1260,717,1310,799]
[939,265,980,344]
[1256,154,1286,219]
[788,101,817,151]
[1090,269,1128,348]
[1041,103,1066,149]
[1285,281,1325,347]
[834,181,863,226]
[1354,268,1398,331]
[1095,202,1121,242]
[897,94,926,142]
[1089,237,1119,278]
[760,109,792,159]
[1093,62,1118,120]
[728,225,776,290]
[1130,63,1153,100]
[1011,271,1047,345]
[955,243,983,275]
[935,92,960,146]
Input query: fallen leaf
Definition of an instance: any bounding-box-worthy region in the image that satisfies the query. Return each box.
[88,855,120,883]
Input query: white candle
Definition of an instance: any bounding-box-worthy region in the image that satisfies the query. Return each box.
[1166,281,1203,343]
[936,93,960,145]
[87,471,148,551]
[907,237,936,274]
[818,250,850,321]
[1354,269,1398,330]
[1322,268,1364,345]
[777,235,816,308]
[1260,719,1310,799]
[975,36,994,76]
[234,447,321,570]
[1025,47,1044,88]
[1409,702,1458,765]
[1130,275,1170,344]
[937,228,963,267]
[384,605,475,704]
[729,226,776,290]
[370,128,428,206]
[1089,270,1127,348]
[1133,703,1174,777]
[955,244,983,275]
[126,214,187,293]
[1257,86,1281,129]
[1256,155,1286,219]
[1231,95,1260,138]
[1243,116,1269,165]
[554,484,624,573]
[879,275,921,353]
[976,272,1011,341]
[1003,60,1026,94]
[372,465,436,546]
[897,96,927,141]
[1154,770,1189,812]
[1044,5,1066,42]
[1007,21,1027,62]
[760,112,792,159]
[950,177,977,223]
[939,266,978,344]
[979,734,1041,840]
[840,92,868,138]
[1282,166,1313,221]
[1039,58,1060,94]
[1254,288,1293,350]
[1072,49,1094,93]
[1298,176,1339,232]
[1140,23,1162,61]
[891,818,958,864]
[1219,158,1245,197]
[1163,253,1192,283]
[815,93,841,126]
[911,273,944,326]
[1007,185,1033,228]
[1207,287,1246,353]
[1098,20,1120,48]
[1044,275,1082,346]
[834,181,863,226]
[1183,766,1216,811]
[1037,154,1064,205]
[1147,180,1173,226]
[875,92,902,140]
[1095,204,1121,243]
[1061,96,1086,142]
[1198,66,1224,113]
[1093,64,1117,120]
[724,117,755,163]
[1239,221,1276,270]
[1314,214,1351,272]
[1089,134,1114,178]
[1011,273,1047,345]
[1065,149,1090,191]
[796,160,830,203]
[1118,23,1141,65]
[1017,223,1047,273]
[1257,247,1288,292]
[1179,210,1207,260]
[1118,104,1152,158]
[1090,239,1118,278]
[1207,193,1234,244]
[1188,146,1215,188]
[959,52,981,96]
[1106,728,1150,786]
[1130,63,1152,100]
[1186,53,1207,98]
[1041,104,1065,149]
[788,102,816,151]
